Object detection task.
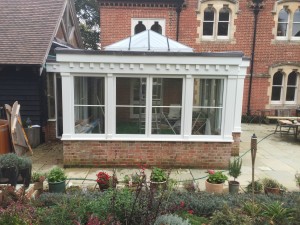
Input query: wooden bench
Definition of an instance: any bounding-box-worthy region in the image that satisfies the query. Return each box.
[274,119,299,137]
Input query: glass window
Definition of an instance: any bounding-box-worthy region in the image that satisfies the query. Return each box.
[151,22,162,34]
[277,9,289,37]
[203,8,214,36]
[134,21,146,34]
[271,72,283,101]
[292,9,300,37]
[218,8,230,36]
[47,73,56,119]
[286,71,298,101]
[152,78,182,135]
[116,77,146,134]
[192,79,223,135]
[74,77,105,134]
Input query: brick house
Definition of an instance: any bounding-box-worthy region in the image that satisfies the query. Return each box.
[98,0,300,115]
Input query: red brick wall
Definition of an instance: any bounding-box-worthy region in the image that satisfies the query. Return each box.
[44,121,57,142]
[99,0,300,114]
[63,132,240,168]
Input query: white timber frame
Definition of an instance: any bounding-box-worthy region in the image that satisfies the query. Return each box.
[46,51,249,142]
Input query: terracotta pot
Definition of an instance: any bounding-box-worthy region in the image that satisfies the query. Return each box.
[33,181,43,190]
[264,187,281,195]
[228,180,240,194]
[205,179,224,194]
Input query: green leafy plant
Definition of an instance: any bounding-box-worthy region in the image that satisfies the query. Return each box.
[261,178,285,190]
[207,170,228,184]
[0,153,19,168]
[261,201,294,224]
[154,214,191,225]
[150,167,167,182]
[17,157,32,170]
[47,167,67,183]
[31,171,46,182]
[246,180,263,193]
[228,157,242,181]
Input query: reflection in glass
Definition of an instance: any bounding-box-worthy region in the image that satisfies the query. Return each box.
[271,72,283,101]
[203,8,214,36]
[292,10,300,37]
[277,9,289,37]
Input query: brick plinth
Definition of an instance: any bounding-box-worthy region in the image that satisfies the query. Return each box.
[44,121,57,142]
[231,132,241,156]
[63,140,232,169]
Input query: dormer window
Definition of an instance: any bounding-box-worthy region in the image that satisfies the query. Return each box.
[132,19,165,35]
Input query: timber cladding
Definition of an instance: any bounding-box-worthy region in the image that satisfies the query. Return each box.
[63,140,233,168]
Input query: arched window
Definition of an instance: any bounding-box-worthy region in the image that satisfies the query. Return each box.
[218,7,230,36]
[286,71,298,101]
[134,21,146,34]
[203,7,215,36]
[271,71,283,101]
[277,8,289,37]
[151,22,162,34]
[292,9,300,37]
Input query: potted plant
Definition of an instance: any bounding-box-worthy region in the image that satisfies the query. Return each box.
[17,156,32,188]
[31,171,45,190]
[246,180,263,194]
[47,167,67,193]
[205,170,228,194]
[150,167,167,191]
[124,172,145,190]
[0,153,19,186]
[261,178,285,195]
[228,157,242,194]
[96,171,116,191]
[295,172,300,190]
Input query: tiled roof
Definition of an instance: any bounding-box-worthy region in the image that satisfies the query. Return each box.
[0,0,66,65]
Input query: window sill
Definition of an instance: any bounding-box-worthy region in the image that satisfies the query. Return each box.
[272,39,300,44]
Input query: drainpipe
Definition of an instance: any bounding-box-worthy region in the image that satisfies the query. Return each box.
[247,0,263,116]
[176,0,184,41]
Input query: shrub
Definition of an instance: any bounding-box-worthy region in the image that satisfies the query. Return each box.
[228,157,242,181]
[246,180,263,193]
[150,167,167,182]
[154,214,191,225]
[210,205,252,225]
[261,201,294,224]
[47,167,67,183]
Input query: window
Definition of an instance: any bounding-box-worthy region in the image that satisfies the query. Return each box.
[202,6,231,40]
[270,69,299,105]
[131,19,165,35]
[275,2,300,41]
[74,77,105,134]
[192,79,224,135]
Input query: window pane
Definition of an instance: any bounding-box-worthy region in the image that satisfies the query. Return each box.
[217,22,229,36]
[271,87,282,101]
[219,8,229,21]
[203,22,214,35]
[273,72,283,85]
[116,77,146,134]
[292,8,300,36]
[277,9,289,36]
[152,78,182,135]
[47,73,55,119]
[192,79,223,135]
[151,21,162,34]
[74,106,104,133]
[287,71,297,85]
[135,21,146,34]
[116,107,144,134]
[204,9,214,21]
[286,87,296,101]
[74,77,105,134]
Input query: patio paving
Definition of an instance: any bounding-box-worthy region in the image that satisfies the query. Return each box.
[29,123,300,192]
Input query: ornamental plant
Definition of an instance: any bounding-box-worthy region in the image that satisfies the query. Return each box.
[150,167,167,182]
[96,171,111,186]
[207,170,228,184]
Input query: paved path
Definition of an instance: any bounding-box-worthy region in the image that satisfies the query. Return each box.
[30,123,300,191]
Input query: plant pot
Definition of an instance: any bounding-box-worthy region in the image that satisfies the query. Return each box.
[228,180,240,194]
[205,179,224,194]
[48,180,66,193]
[98,183,109,191]
[264,187,280,195]
[150,180,167,191]
[18,167,32,188]
[0,166,18,186]
[33,181,44,190]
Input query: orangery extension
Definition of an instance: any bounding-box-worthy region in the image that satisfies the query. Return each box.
[46,30,249,168]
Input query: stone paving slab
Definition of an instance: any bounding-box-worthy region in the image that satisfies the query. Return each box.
[27,123,300,192]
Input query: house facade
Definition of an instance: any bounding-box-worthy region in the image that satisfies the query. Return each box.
[0,0,82,143]
[98,0,300,115]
